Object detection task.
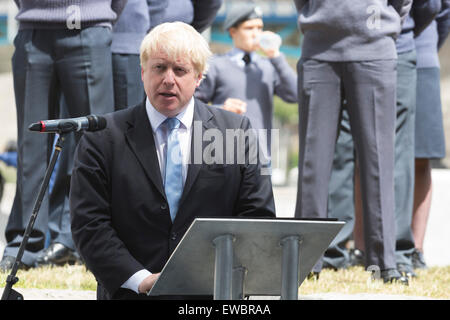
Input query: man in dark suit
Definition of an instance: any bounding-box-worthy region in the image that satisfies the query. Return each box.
[69,22,275,300]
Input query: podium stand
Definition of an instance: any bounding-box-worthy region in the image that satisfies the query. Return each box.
[149,218,344,300]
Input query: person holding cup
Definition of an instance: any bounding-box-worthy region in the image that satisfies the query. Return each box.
[195,2,297,164]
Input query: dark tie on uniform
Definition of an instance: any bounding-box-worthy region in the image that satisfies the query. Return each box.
[243,53,251,66]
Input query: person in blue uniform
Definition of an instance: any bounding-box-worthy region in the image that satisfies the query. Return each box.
[294,0,413,284]
[0,0,127,272]
[412,0,450,269]
[195,2,297,164]
[324,0,442,280]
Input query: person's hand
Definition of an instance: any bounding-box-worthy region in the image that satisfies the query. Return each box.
[258,31,281,59]
[223,98,247,114]
[138,273,161,294]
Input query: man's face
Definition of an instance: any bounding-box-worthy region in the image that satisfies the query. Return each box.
[229,18,263,52]
[141,50,202,117]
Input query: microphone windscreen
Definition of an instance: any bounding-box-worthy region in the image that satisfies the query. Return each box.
[87,115,107,131]
[28,122,42,132]
[96,116,107,131]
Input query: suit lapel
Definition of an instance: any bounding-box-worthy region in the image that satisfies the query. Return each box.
[123,100,215,219]
[178,100,214,208]
[124,103,166,199]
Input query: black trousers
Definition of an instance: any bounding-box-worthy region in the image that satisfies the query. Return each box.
[3,27,114,265]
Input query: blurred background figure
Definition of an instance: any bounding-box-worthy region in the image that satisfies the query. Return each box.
[324,0,442,281]
[195,1,297,167]
[294,0,412,284]
[412,0,450,270]
[111,0,156,111]
[0,0,127,272]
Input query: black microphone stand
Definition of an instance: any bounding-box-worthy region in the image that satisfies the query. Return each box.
[1,132,67,300]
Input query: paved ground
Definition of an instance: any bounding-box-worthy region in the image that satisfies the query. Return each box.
[0,73,16,150]
[0,288,97,300]
[0,288,439,300]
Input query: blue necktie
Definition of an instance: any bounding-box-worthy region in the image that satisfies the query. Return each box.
[164,117,183,222]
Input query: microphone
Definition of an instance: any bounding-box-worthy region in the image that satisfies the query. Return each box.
[28,115,107,133]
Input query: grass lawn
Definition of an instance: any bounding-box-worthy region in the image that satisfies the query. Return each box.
[1,264,449,299]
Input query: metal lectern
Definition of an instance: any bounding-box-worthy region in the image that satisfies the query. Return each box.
[148,218,345,300]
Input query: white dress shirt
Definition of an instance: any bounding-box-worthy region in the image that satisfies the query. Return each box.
[227,47,257,69]
[121,97,195,294]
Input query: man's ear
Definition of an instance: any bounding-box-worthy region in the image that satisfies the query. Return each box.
[196,73,203,87]
[228,27,236,38]
[141,67,145,82]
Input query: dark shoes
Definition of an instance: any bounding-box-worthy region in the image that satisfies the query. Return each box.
[379,268,409,285]
[397,263,417,278]
[349,248,365,267]
[307,268,409,286]
[0,255,30,273]
[307,271,320,280]
[412,249,428,270]
[322,260,339,271]
[1,243,82,271]
[35,243,82,267]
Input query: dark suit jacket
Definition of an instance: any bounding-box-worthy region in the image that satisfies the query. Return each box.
[69,98,275,299]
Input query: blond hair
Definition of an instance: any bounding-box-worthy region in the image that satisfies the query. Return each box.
[140,22,212,76]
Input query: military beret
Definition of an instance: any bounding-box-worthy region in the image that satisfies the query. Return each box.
[223,2,263,30]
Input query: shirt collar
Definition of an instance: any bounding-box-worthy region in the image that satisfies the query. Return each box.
[146,96,195,133]
[228,47,257,66]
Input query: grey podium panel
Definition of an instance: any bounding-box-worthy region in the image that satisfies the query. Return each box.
[149,218,344,296]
